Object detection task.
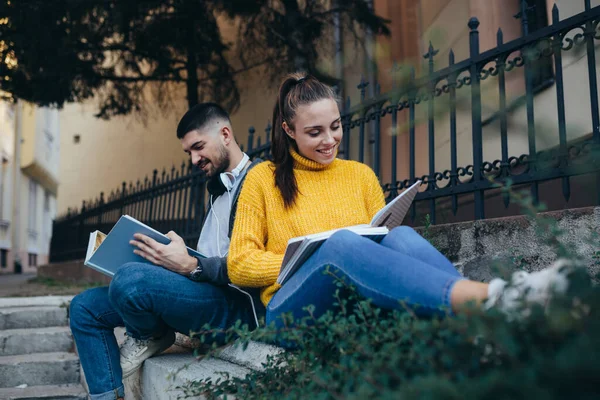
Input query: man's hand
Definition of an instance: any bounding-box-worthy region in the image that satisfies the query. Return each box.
[130,231,197,275]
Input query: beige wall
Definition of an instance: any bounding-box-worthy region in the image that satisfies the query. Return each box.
[57,74,277,217]
[57,9,374,215]
[57,14,279,216]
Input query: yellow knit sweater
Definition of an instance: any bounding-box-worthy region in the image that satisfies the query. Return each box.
[228,148,386,306]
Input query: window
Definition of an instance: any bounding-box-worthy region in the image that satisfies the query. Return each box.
[524,0,554,91]
[44,191,50,212]
[44,191,52,239]
[1,249,7,268]
[28,180,38,234]
[28,253,37,267]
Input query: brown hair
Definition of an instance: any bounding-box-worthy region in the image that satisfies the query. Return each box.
[271,73,338,207]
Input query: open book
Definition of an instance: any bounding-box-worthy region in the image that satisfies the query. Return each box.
[85,215,206,277]
[277,180,422,285]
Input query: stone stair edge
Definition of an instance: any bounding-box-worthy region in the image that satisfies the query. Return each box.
[0,306,68,330]
[0,296,73,308]
[141,353,250,399]
[0,351,79,364]
[173,332,284,371]
[0,326,71,336]
[0,384,87,400]
[0,327,73,357]
[217,340,283,371]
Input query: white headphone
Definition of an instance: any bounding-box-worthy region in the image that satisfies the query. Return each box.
[219,153,250,192]
[211,153,250,257]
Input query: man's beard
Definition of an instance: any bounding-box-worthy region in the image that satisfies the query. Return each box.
[205,145,230,178]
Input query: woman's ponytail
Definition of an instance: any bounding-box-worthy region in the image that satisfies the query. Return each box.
[271,75,302,208]
[271,73,339,207]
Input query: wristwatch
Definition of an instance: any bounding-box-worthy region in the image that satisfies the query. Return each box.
[188,256,205,282]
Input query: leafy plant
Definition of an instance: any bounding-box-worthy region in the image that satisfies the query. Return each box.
[177,266,597,400]
[174,180,600,399]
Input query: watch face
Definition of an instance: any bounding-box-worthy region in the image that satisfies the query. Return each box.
[190,265,203,281]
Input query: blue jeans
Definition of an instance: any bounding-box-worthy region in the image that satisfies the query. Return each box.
[267,226,463,326]
[69,262,257,400]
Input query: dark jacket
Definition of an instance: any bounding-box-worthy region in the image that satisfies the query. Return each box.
[199,158,263,285]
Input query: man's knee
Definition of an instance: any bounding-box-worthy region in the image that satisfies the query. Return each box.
[69,287,105,330]
[108,262,149,307]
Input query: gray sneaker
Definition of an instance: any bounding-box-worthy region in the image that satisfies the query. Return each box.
[120,330,176,378]
[485,259,577,317]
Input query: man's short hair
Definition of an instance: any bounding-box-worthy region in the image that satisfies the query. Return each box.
[176,103,232,139]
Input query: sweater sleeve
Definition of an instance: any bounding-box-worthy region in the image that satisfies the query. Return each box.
[198,256,229,285]
[227,169,283,288]
[363,166,386,219]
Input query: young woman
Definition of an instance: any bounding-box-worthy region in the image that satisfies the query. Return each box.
[227,73,574,327]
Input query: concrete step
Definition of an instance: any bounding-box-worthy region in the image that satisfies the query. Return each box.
[141,353,250,400]
[0,384,87,400]
[0,306,68,330]
[0,296,73,309]
[0,327,73,356]
[218,341,282,371]
[0,352,80,388]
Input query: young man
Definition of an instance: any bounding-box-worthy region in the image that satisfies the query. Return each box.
[69,103,263,400]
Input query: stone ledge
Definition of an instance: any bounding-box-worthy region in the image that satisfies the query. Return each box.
[416,205,600,281]
[217,341,283,371]
[141,353,250,400]
[123,340,284,399]
[0,296,73,308]
[0,383,87,400]
[37,260,110,285]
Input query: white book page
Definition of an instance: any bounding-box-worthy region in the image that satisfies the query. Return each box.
[85,232,97,263]
[370,180,422,229]
[277,225,388,285]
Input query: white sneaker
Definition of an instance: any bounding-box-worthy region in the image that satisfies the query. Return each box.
[485,259,577,317]
[120,330,176,378]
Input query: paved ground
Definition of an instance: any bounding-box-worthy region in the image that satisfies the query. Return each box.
[0,273,94,297]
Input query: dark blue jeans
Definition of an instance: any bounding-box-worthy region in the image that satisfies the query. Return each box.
[267,226,463,327]
[69,263,256,400]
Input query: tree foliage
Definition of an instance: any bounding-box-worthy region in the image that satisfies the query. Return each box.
[218,0,390,86]
[0,0,389,119]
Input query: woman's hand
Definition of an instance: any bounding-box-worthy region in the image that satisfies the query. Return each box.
[129,231,197,275]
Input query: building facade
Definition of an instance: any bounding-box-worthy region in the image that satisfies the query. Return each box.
[0,100,59,274]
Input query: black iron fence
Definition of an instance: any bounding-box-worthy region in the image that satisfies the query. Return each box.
[50,137,272,262]
[50,0,600,263]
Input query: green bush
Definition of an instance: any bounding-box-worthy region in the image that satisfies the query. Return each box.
[178,183,600,399]
[179,266,598,400]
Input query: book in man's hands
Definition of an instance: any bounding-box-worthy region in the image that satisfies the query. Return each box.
[277,180,422,285]
[84,215,206,277]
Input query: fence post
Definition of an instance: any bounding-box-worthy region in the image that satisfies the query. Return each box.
[97,192,104,226]
[424,42,439,224]
[469,17,484,220]
[342,96,351,159]
[518,0,539,204]
[120,181,127,216]
[373,82,382,178]
[248,126,255,152]
[358,76,369,163]
[147,169,158,222]
[77,200,86,252]
[409,66,417,222]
